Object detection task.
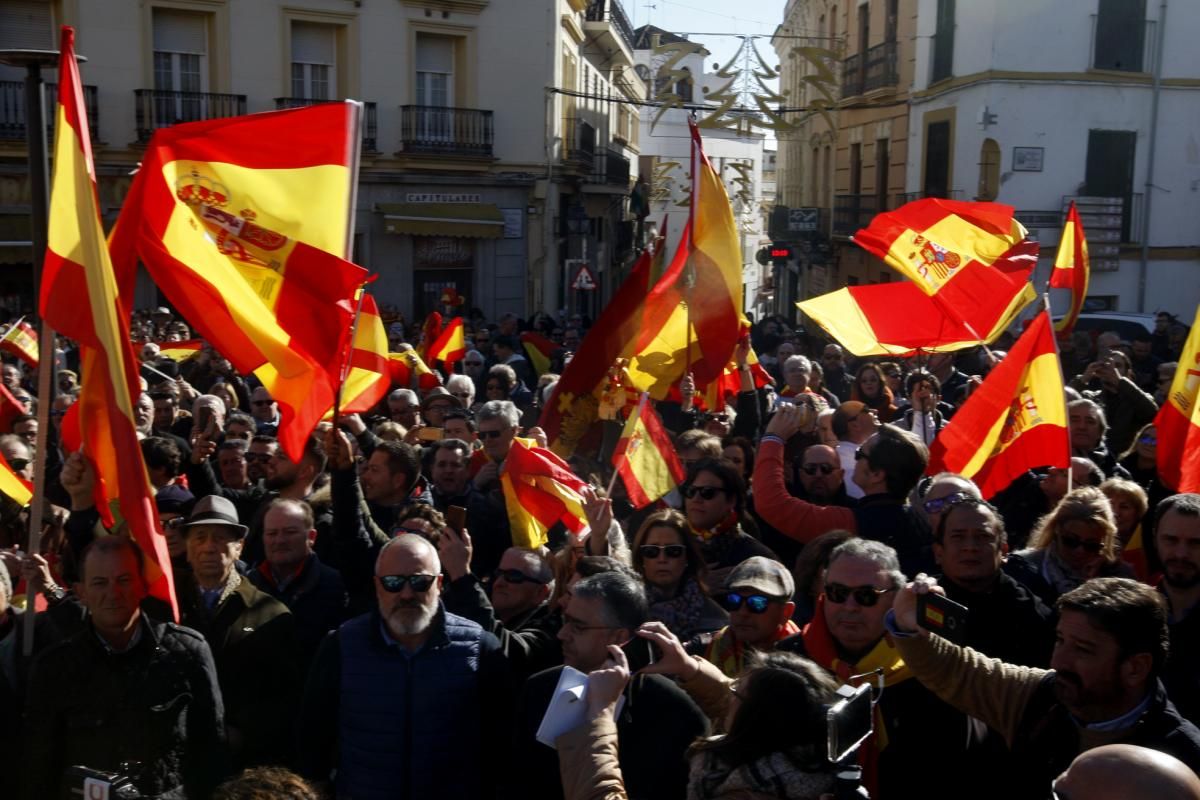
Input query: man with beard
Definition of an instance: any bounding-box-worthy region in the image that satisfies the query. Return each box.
[888,575,1200,796]
[795,444,850,505]
[1156,494,1200,723]
[298,534,508,799]
[245,435,277,485]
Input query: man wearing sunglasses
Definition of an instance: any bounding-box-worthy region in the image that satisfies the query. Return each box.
[687,556,798,678]
[831,400,879,500]
[794,444,848,506]
[299,534,509,799]
[889,575,1200,797]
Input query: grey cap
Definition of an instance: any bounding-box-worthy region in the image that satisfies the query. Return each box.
[724,556,795,599]
[182,495,248,539]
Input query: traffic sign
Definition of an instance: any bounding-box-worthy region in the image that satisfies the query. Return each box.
[571,263,598,291]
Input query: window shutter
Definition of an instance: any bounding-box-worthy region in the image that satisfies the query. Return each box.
[416,35,454,73]
[153,9,206,54]
[292,22,335,65]
[0,1,53,49]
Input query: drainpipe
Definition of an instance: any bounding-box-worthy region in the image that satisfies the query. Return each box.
[1138,0,1167,312]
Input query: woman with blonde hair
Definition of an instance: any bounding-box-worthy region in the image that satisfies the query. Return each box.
[1100,477,1151,581]
[1008,486,1134,605]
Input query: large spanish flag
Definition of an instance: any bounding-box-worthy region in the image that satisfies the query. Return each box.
[1156,304,1200,492]
[614,394,685,508]
[334,293,390,415]
[108,102,367,461]
[1050,202,1090,335]
[0,320,38,368]
[426,316,465,369]
[500,438,590,549]
[797,241,1039,356]
[41,27,176,617]
[926,311,1068,498]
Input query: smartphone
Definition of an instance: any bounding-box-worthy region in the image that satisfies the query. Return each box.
[826,682,873,763]
[620,637,660,673]
[916,592,970,644]
[195,406,214,437]
[417,426,444,442]
[446,505,467,532]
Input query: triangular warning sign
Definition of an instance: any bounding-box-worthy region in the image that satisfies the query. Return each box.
[571,264,597,291]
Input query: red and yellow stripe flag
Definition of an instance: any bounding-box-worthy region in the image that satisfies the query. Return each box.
[500,438,589,549]
[388,348,441,392]
[0,459,32,508]
[41,27,177,617]
[614,395,685,508]
[334,293,390,416]
[0,320,38,368]
[108,102,367,461]
[427,317,466,368]
[1049,201,1090,335]
[521,331,558,376]
[1155,304,1200,492]
[155,338,204,362]
[926,311,1068,498]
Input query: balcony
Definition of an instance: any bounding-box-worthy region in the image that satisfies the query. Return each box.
[563,116,598,169]
[135,89,246,143]
[833,194,883,237]
[398,105,494,158]
[1065,193,1143,244]
[1,81,99,142]
[842,53,862,97]
[843,40,899,98]
[895,189,963,206]
[584,0,636,64]
[586,146,631,187]
[275,98,378,153]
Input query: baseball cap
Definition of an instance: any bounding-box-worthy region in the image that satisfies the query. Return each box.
[182,495,248,539]
[724,556,795,599]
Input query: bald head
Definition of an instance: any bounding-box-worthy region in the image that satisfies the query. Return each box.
[1054,745,1200,800]
[376,533,441,575]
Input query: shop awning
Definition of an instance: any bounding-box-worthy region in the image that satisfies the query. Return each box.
[379,202,505,238]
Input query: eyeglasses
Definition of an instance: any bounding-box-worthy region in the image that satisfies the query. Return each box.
[493,568,547,585]
[562,614,618,634]
[801,463,835,476]
[824,583,894,606]
[922,491,973,515]
[479,428,510,440]
[1139,434,1157,445]
[251,400,273,407]
[854,446,874,464]
[6,458,29,471]
[639,544,686,559]
[681,485,727,500]
[1059,535,1104,555]
[245,453,272,463]
[720,592,775,613]
[377,574,438,593]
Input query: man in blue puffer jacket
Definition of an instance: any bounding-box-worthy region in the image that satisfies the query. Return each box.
[298,534,510,799]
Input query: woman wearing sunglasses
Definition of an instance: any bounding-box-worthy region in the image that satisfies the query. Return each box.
[850,363,898,424]
[631,510,728,642]
[681,459,776,589]
[1008,486,1133,606]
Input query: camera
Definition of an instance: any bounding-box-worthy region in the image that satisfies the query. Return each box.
[64,765,143,799]
[826,671,883,800]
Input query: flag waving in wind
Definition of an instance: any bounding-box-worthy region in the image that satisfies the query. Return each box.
[0,320,38,367]
[925,311,1068,498]
[1050,201,1090,335]
[501,439,590,549]
[614,395,685,508]
[41,27,177,617]
[1156,305,1200,492]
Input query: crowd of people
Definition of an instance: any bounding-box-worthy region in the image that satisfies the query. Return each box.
[0,303,1199,799]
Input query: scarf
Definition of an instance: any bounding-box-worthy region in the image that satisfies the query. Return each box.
[801,595,913,796]
[689,746,835,800]
[704,619,800,678]
[648,579,717,643]
[691,511,740,544]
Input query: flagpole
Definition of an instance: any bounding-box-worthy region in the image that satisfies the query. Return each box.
[607,392,648,497]
[684,114,700,396]
[343,100,363,261]
[333,286,369,424]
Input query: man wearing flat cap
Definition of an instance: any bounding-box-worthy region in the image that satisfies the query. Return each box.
[177,495,301,769]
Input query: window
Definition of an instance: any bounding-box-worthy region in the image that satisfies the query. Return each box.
[153,9,208,122]
[291,22,336,101]
[923,120,951,198]
[416,34,455,108]
[1085,130,1137,241]
[931,0,954,83]
[1094,0,1146,72]
[875,138,890,209]
[0,1,53,50]
[977,138,1000,201]
[850,142,862,195]
[886,0,899,42]
[676,66,693,102]
[857,3,869,54]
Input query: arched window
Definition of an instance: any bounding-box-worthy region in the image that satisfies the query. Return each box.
[977,138,1001,201]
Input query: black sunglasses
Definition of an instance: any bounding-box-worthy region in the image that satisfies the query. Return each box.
[377,574,438,593]
[492,568,546,585]
[922,491,973,515]
[6,458,29,471]
[244,453,272,463]
[824,582,894,606]
[1059,535,1104,555]
[681,485,727,500]
[854,447,872,463]
[801,463,835,476]
[639,544,686,559]
[479,429,509,440]
[720,592,774,613]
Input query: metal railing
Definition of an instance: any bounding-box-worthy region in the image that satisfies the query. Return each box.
[587,146,631,186]
[833,193,882,236]
[135,89,246,142]
[1,81,99,141]
[275,98,378,152]
[563,116,598,167]
[398,105,494,157]
[842,52,863,97]
[895,189,963,206]
[1065,193,1143,244]
[585,0,636,54]
[843,41,899,97]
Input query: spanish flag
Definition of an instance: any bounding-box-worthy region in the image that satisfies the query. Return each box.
[108,102,368,462]
[0,384,26,431]
[1155,304,1200,492]
[797,241,1039,356]
[0,459,31,507]
[426,316,466,368]
[1050,201,1090,335]
[388,348,441,392]
[41,27,177,617]
[501,438,589,549]
[334,293,390,415]
[926,311,1068,498]
[521,331,559,376]
[0,320,38,368]
[416,311,443,360]
[156,338,204,362]
[615,394,684,508]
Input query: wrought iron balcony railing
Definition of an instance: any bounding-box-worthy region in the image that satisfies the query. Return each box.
[135,89,246,143]
[275,98,378,152]
[399,105,494,157]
